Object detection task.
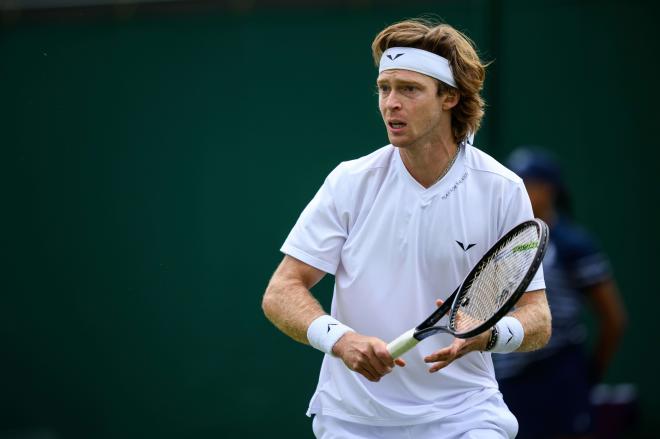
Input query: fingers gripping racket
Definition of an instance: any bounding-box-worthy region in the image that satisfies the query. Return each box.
[387,218,549,359]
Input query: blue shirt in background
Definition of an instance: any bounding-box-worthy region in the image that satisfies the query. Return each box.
[494,215,611,379]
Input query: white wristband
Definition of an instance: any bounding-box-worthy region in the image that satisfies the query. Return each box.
[490,316,525,353]
[307,315,354,355]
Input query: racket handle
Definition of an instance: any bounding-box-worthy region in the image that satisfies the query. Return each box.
[387,328,419,359]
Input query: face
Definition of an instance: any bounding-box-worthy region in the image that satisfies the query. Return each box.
[377,69,457,148]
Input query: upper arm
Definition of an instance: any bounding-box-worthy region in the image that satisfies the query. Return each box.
[262,256,329,344]
[281,165,349,276]
[511,289,552,349]
[515,289,549,310]
[269,255,327,292]
[513,289,551,331]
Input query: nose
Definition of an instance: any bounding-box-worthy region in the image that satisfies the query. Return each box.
[383,91,402,111]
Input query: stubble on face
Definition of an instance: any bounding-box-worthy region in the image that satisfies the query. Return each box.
[377,70,451,151]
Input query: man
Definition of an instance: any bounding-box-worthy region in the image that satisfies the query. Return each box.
[262,19,552,438]
[494,147,627,439]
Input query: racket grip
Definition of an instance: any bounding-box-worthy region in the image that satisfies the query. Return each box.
[387,328,419,359]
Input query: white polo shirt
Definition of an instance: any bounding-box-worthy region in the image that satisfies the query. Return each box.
[281,143,545,426]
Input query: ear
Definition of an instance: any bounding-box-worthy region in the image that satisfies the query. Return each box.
[442,88,460,111]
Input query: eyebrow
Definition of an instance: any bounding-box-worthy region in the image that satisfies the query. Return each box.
[376,77,425,87]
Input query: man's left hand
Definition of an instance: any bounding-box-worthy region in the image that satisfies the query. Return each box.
[423,299,491,373]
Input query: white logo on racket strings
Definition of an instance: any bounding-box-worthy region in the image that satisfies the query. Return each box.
[493,240,539,262]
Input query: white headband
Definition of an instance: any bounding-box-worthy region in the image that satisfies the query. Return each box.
[379,47,457,88]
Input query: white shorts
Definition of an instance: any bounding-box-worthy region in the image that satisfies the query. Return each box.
[312,393,518,439]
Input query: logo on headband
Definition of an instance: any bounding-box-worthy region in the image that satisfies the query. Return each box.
[386,53,404,61]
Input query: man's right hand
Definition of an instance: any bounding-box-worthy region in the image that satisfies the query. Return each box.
[331,332,406,382]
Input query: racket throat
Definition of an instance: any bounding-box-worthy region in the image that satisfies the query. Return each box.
[418,286,460,329]
[415,326,446,341]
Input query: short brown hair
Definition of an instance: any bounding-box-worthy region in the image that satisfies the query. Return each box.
[372,18,487,143]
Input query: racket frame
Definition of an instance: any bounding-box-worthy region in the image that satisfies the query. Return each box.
[444,218,549,339]
[394,218,548,347]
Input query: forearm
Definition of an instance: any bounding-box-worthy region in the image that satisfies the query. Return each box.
[262,277,326,345]
[592,322,624,377]
[510,290,552,352]
[588,279,628,378]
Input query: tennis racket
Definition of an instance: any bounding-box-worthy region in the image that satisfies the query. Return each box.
[387,218,549,359]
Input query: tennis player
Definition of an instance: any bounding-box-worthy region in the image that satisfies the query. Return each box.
[263,19,552,438]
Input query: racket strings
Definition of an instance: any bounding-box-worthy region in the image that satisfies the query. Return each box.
[450,225,540,334]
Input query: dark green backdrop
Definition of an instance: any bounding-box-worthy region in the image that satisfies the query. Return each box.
[2,1,658,437]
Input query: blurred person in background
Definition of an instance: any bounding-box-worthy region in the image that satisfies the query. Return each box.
[493,147,627,439]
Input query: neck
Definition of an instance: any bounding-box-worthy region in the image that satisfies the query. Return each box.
[398,137,459,188]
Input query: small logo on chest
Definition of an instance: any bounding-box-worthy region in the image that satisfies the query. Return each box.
[456,241,476,252]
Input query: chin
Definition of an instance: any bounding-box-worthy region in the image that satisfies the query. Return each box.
[389,137,411,149]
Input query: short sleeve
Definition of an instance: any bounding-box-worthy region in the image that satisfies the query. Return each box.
[499,181,546,292]
[280,165,348,275]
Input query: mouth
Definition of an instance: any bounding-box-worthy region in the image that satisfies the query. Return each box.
[388,120,407,130]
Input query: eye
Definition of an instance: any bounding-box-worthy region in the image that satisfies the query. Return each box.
[377,84,390,93]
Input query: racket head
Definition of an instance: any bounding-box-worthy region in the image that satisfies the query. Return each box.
[447,218,549,338]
